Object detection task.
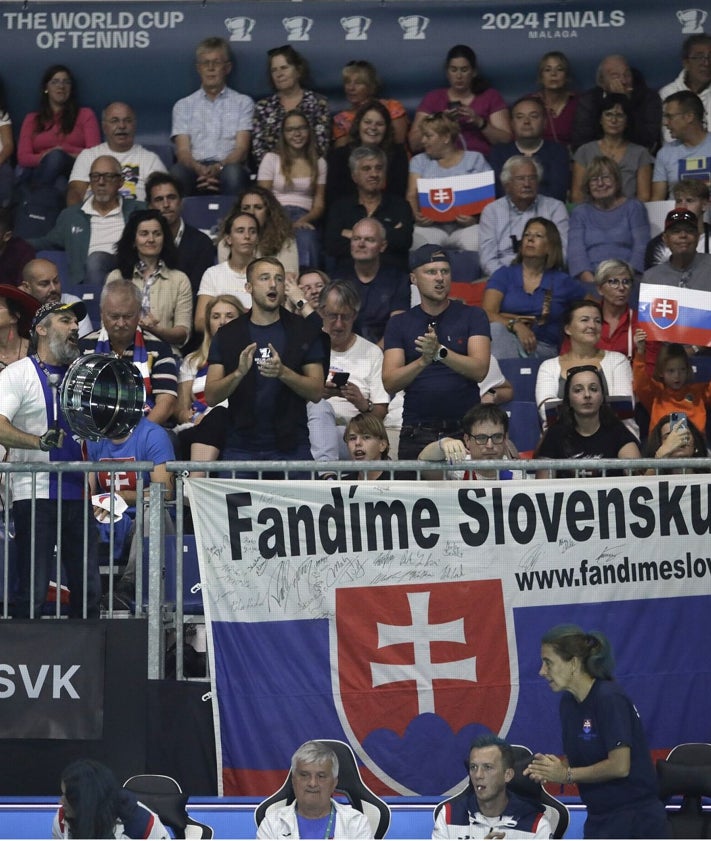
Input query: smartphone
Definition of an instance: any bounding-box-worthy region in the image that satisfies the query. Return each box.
[447,100,461,109]
[670,412,688,432]
[331,371,350,388]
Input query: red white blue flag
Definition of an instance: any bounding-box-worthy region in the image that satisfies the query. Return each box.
[188,477,711,797]
[418,172,495,222]
[638,283,711,346]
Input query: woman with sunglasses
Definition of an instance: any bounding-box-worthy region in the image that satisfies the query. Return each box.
[535,300,638,436]
[333,59,408,148]
[252,45,331,165]
[568,156,650,289]
[534,364,640,478]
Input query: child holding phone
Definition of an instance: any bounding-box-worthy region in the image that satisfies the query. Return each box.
[633,331,711,431]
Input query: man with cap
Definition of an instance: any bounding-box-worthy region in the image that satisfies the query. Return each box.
[641,208,711,292]
[0,299,101,618]
[382,244,491,460]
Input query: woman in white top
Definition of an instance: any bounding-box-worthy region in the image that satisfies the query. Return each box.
[195,210,258,332]
[217,186,298,277]
[535,299,638,436]
[258,109,326,268]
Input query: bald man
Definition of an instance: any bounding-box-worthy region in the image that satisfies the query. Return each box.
[20,258,93,336]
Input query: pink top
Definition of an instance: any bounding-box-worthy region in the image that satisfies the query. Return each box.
[416,87,508,157]
[532,91,578,147]
[17,106,100,168]
[257,152,326,212]
[332,98,407,142]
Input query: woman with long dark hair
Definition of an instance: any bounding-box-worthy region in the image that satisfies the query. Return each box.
[409,44,511,156]
[107,209,192,353]
[17,64,99,193]
[52,759,168,839]
[534,364,640,477]
[525,625,670,838]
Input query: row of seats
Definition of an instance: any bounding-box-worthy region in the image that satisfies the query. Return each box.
[129,740,711,839]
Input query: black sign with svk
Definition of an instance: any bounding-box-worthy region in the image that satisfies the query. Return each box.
[0,621,105,739]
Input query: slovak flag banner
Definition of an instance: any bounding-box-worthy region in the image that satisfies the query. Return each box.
[638,283,711,346]
[187,477,710,799]
[417,171,495,222]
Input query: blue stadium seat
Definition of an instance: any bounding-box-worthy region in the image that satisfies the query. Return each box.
[448,250,481,283]
[37,250,70,286]
[691,356,711,383]
[64,283,102,328]
[498,357,542,403]
[143,535,204,614]
[504,400,542,457]
[180,195,233,235]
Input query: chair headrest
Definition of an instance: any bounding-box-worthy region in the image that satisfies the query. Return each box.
[657,760,711,800]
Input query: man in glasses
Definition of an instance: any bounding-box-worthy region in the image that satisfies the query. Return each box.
[641,207,711,293]
[418,404,524,480]
[67,101,166,205]
[660,34,711,144]
[29,155,143,285]
[171,36,253,196]
[652,91,711,200]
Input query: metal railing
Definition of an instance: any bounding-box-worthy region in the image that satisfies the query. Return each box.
[2,457,708,678]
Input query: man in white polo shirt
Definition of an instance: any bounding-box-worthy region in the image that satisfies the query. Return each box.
[29,155,144,285]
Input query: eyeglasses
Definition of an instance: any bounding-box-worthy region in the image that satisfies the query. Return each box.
[197,59,228,69]
[603,276,633,288]
[663,110,688,121]
[89,172,121,183]
[688,53,711,63]
[322,311,355,323]
[467,432,505,445]
[589,174,613,184]
[567,364,600,378]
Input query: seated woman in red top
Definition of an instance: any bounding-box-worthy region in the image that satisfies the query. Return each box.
[409,44,511,158]
[529,51,578,147]
[17,64,99,195]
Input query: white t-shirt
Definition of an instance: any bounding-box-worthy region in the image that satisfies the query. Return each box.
[69,142,166,201]
[326,334,390,424]
[197,261,251,310]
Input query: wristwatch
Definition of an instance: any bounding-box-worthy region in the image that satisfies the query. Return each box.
[435,345,448,361]
[295,299,305,310]
[507,318,519,333]
[366,400,373,413]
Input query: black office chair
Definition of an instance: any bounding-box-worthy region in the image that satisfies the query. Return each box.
[433,744,569,840]
[254,739,391,839]
[657,742,711,838]
[123,774,214,839]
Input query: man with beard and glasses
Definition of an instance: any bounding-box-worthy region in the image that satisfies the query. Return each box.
[0,300,100,618]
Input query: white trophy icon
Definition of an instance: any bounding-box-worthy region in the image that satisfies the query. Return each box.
[283,16,313,42]
[341,16,371,41]
[677,9,708,33]
[224,17,255,42]
[398,15,429,40]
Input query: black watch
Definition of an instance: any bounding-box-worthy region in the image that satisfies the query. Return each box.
[435,345,448,361]
[295,299,305,310]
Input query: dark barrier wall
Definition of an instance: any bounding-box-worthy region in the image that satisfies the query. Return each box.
[0,0,699,141]
[0,620,147,796]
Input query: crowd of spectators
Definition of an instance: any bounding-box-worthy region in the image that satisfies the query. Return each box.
[0,31,709,505]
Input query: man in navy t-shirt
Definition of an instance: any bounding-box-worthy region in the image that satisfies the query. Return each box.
[383,244,491,460]
[205,257,327,474]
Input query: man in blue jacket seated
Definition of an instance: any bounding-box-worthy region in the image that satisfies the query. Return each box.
[432,735,552,839]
